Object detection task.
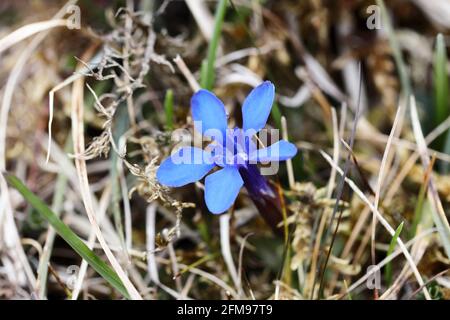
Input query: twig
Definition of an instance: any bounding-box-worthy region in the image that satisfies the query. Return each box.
[173,55,201,92]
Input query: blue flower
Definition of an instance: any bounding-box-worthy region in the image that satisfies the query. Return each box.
[156,81,297,214]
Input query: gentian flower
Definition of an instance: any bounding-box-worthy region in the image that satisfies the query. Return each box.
[157,81,297,215]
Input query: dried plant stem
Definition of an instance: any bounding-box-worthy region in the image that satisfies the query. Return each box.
[185,0,214,41]
[0,19,68,54]
[307,107,340,298]
[146,203,160,284]
[315,69,362,299]
[173,55,201,92]
[123,0,137,129]
[281,116,295,189]
[370,98,406,298]
[71,184,112,299]
[320,150,431,299]
[409,96,450,258]
[0,1,78,292]
[220,213,240,293]
[117,146,132,253]
[327,107,340,198]
[70,54,142,300]
[36,137,71,299]
[341,228,436,298]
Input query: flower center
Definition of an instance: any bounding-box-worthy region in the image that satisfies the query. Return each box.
[209,128,256,167]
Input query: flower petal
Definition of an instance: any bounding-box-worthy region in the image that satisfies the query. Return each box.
[191,89,228,138]
[242,81,275,132]
[249,140,297,163]
[157,147,215,187]
[205,166,243,214]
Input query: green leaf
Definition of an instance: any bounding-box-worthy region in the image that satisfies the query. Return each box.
[410,178,427,239]
[385,221,404,287]
[434,34,449,129]
[4,173,131,299]
[441,132,450,174]
[200,0,228,90]
[434,34,450,171]
[429,200,450,260]
[270,102,282,130]
[164,89,174,130]
[200,60,208,89]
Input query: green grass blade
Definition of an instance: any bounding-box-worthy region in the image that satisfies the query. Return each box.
[4,173,131,299]
[441,132,450,174]
[410,179,427,239]
[176,252,219,278]
[200,0,228,90]
[434,34,449,129]
[200,60,208,89]
[271,102,282,129]
[434,34,450,172]
[429,200,450,260]
[385,221,404,287]
[164,89,174,130]
[343,280,352,300]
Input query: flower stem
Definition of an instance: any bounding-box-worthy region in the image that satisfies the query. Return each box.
[239,165,284,235]
[200,0,228,90]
